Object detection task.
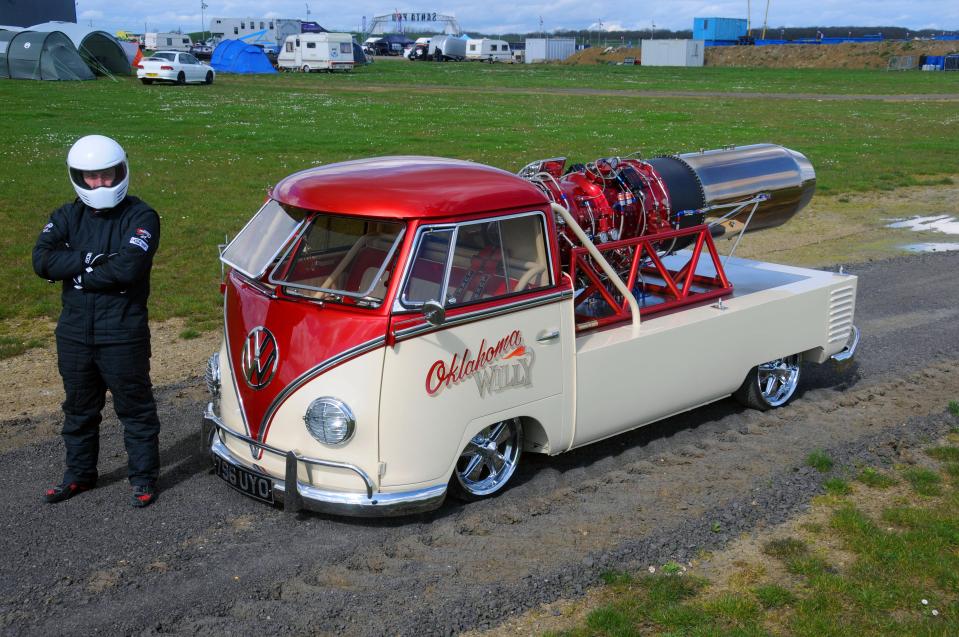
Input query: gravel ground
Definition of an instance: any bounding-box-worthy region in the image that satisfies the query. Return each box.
[1,250,958,636]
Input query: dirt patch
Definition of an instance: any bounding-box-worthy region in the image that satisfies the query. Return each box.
[563,41,958,69]
[706,40,959,70]
[561,46,642,66]
[0,317,219,450]
[473,431,958,637]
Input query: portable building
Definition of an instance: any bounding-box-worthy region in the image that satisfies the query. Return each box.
[0,28,94,80]
[145,32,192,52]
[640,39,704,67]
[524,37,575,63]
[465,38,511,62]
[211,39,277,73]
[693,18,747,42]
[209,17,301,48]
[277,32,354,71]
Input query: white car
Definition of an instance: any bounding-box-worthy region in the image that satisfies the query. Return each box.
[137,51,215,85]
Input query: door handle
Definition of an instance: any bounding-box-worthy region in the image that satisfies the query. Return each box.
[536,330,560,343]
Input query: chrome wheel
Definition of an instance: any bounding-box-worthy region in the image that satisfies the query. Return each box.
[451,418,522,500]
[757,354,801,407]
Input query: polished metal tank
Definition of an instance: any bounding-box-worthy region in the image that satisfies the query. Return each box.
[654,144,817,233]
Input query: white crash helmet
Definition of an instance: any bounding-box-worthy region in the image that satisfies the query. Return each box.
[67,135,129,210]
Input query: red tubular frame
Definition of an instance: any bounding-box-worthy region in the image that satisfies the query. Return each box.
[569,224,732,331]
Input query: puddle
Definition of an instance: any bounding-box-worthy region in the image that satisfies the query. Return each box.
[886,215,959,235]
[901,243,959,253]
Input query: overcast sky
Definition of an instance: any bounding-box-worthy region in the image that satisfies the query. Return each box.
[74,1,958,36]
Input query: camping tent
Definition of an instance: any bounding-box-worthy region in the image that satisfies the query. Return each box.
[210,39,277,74]
[119,40,142,69]
[29,21,129,75]
[352,39,370,65]
[0,29,94,80]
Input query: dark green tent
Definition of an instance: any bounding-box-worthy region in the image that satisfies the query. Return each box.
[0,29,94,79]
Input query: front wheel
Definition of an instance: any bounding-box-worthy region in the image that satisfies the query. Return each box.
[449,418,523,501]
[204,71,214,85]
[301,64,311,73]
[734,354,802,411]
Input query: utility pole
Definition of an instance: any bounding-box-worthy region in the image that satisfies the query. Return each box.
[200,1,208,43]
[305,3,311,21]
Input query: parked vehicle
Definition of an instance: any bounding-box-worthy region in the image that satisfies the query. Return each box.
[189,44,214,60]
[407,37,431,60]
[465,38,512,62]
[137,51,215,85]
[202,145,859,517]
[277,32,355,72]
[144,32,193,52]
[430,35,466,61]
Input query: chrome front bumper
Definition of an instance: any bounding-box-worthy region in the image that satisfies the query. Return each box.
[830,325,860,363]
[202,403,446,517]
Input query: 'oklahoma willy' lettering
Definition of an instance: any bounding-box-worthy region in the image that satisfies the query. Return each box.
[426,330,534,398]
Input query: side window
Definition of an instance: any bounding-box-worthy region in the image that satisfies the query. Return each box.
[340,42,352,54]
[285,41,294,52]
[306,41,316,49]
[402,228,454,305]
[401,214,551,308]
[469,44,476,51]
[234,27,238,35]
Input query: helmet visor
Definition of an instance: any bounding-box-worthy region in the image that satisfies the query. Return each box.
[69,162,127,191]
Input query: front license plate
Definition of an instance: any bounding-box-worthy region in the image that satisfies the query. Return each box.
[146,72,158,77]
[214,455,274,504]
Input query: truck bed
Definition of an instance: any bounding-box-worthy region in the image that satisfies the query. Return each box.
[568,252,856,448]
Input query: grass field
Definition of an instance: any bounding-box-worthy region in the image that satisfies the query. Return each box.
[2,64,958,346]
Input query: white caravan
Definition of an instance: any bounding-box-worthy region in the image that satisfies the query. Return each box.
[278,33,355,72]
[144,32,193,52]
[465,38,512,62]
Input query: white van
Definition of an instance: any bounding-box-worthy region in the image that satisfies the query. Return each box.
[278,32,355,72]
[465,38,512,63]
[144,32,193,52]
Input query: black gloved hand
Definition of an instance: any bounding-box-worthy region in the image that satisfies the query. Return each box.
[72,274,84,290]
[83,252,108,272]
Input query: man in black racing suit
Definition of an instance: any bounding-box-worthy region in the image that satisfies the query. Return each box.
[32,134,162,508]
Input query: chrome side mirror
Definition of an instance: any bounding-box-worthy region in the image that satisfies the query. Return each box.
[422,299,446,326]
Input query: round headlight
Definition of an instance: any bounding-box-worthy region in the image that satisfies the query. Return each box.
[205,352,220,398]
[304,397,355,446]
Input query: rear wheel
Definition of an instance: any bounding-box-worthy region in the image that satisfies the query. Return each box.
[734,354,802,411]
[301,64,311,73]
[204,71,214,85]
[176,71,185,85]
[449,418,523,501]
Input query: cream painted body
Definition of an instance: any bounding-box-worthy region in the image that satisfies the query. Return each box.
[570,254,855,447]
[213,252,855,495]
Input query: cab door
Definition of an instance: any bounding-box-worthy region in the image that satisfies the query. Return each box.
[378,212,574,488]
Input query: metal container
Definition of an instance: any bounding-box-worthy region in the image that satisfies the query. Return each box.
[524,37,575,63]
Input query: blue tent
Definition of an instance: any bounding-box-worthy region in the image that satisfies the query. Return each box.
[210,39,276,74]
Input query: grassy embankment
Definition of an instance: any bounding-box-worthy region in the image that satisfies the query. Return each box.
[1,65,957,356]
[551,403,959,637]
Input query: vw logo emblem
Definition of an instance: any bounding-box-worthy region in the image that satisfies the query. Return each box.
[241,326,279,389]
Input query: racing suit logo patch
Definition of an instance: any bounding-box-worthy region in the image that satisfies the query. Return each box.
[130,236,149,251]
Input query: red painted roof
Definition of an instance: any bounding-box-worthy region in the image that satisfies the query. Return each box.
[270,156,548,219]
